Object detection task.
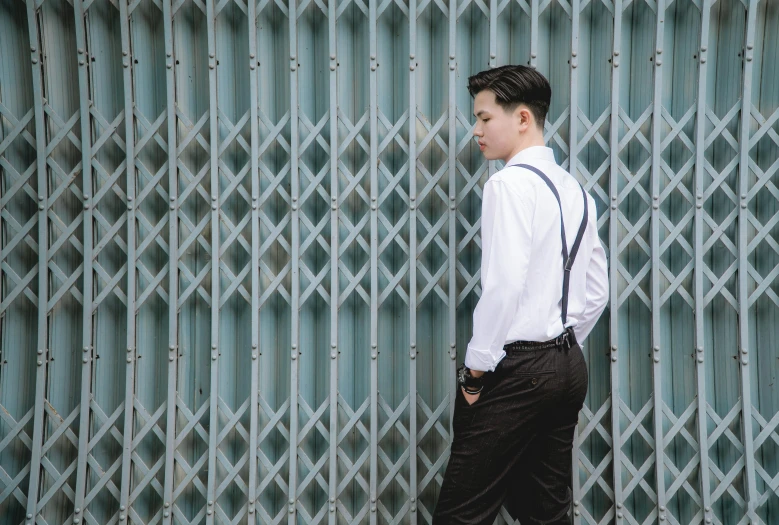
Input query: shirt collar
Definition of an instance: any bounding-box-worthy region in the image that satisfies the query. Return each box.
[505,146,556,167]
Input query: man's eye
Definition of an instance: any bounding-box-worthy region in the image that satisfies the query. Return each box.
[482,118,490,123]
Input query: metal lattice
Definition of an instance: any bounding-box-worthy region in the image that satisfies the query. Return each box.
[1,0,779,524]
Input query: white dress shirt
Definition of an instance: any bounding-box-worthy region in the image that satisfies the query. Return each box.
[465,146,609,372]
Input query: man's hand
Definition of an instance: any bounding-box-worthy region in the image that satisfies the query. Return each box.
[461,388,481,405]
[461,369,485,405]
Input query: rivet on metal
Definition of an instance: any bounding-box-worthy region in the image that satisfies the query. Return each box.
[37,360,42,366]
[612,356,617,362]
[698,357,703,363]
[654,357,660,363]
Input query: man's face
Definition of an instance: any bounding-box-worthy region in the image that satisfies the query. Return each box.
[472,90,522,163]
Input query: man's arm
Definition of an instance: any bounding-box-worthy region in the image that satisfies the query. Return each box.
[465,180,534,373]
[574,202,609,342]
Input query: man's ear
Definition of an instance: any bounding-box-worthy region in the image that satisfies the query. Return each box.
[514,105,534,130]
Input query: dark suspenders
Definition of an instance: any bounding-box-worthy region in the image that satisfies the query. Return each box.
[509,164,589,327]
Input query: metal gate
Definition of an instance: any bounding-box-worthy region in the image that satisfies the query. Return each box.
[1,0,778,523]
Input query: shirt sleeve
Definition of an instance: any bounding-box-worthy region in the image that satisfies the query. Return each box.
[573,199,609,342]
[465,179,534,372]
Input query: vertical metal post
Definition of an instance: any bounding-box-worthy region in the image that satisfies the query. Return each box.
[737,0,759,520]
[161,0,179,519]
[118,0,137,521]
[693,2,713,522]
[408,0,419,520]
[328,0,340,521]
[447,0,457,490]
[73,0,95,518]
[529,0,538,70]
[288,0,301,519]
[248,0,260,521]
[368,0,379,521]
[487,0,497,177]
[205,0,220,520]
[24,1,50,522]
[569,1,581,522]
[608,1,624,522]
[650,2,666,522]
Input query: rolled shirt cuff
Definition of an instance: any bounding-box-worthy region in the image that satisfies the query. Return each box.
[464,345,506,373]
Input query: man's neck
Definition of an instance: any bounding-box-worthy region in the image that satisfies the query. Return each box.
[503,135,546,164]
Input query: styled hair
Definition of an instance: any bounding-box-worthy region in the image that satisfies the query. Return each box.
[467,65,551,128]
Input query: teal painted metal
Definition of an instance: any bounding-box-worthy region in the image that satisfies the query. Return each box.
[2,0,779,524]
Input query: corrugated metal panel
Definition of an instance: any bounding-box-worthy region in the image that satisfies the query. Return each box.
[1,0,778,523]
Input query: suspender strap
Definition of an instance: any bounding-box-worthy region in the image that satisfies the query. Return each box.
[511,164,589,326]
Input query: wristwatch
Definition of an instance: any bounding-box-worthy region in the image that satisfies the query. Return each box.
[457,364,484,395]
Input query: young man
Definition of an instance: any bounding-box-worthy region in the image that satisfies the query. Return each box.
[433,65,609,524]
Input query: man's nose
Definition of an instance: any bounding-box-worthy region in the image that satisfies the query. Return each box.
[473,126,482,137]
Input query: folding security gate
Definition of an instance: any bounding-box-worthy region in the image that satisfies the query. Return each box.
[1,0,778,523]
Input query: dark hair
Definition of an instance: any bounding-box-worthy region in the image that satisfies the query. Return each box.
[467,65,551,128]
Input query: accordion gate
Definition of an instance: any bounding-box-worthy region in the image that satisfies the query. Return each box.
[1,0,778,523]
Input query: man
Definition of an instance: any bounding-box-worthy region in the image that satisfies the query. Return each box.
[433,65,609,524]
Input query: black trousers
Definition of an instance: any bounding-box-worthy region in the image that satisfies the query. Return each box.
[433,336,588,525]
